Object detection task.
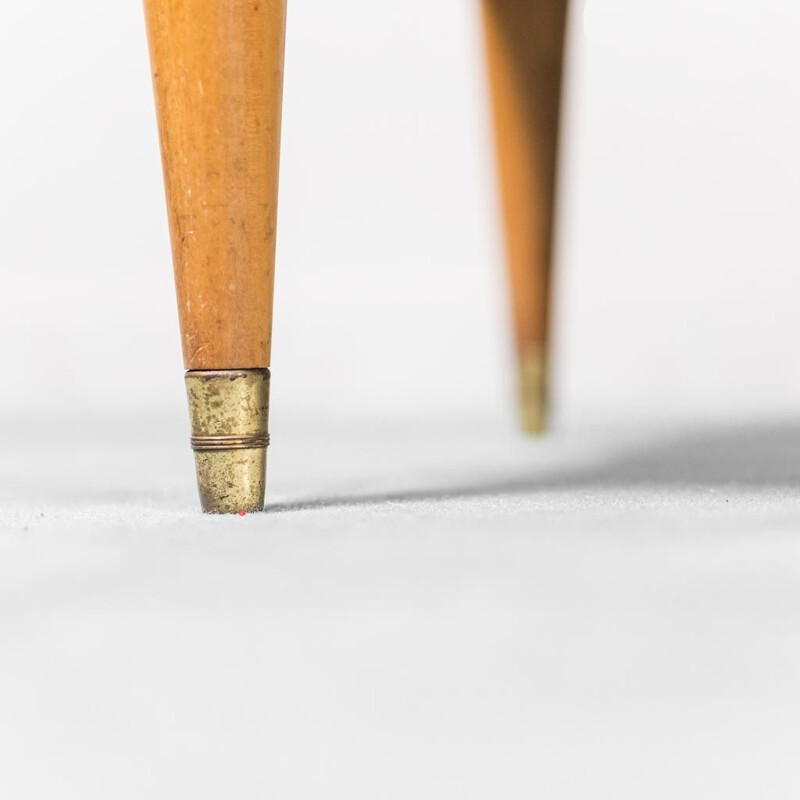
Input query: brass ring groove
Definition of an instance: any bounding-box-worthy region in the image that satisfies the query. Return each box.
[191,434,270,452]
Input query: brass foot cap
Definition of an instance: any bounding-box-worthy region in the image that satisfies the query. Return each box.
[519,346,548,436]
[185,369,271,514]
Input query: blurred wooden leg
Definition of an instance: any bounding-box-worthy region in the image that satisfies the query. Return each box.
[482,0,569,434]
[144,0,287,512]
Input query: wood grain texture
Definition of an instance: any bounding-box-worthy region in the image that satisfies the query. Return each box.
[144,0,287,370]
[482,0,569,410]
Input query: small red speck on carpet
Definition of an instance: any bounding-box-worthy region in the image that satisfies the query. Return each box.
[239,511,247,517]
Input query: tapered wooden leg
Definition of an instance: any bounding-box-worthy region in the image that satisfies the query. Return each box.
[482,0,569,434]
[144,0,287,512]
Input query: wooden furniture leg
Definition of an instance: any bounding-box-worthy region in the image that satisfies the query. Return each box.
[482,0,569,433]
[144,0,287,513]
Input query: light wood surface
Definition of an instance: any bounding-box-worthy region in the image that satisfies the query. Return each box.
[482,0,569,432]
[144,0,287,370]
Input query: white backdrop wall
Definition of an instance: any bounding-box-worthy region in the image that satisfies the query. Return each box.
[1,0,799,429]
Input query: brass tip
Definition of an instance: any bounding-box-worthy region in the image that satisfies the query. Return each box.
[185,369,271,514]
[518,345,548,435]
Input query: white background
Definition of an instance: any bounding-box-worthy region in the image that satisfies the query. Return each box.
[3,3,800,799]
[1,0,799,429]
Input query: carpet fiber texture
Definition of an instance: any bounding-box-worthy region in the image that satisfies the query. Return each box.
[2,415,800,798]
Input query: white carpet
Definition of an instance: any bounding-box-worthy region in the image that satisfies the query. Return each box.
[2,415,800,798]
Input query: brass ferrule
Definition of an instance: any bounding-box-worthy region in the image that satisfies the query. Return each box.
[518,344,548,435]
[185,369,271,514]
